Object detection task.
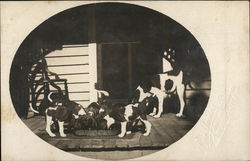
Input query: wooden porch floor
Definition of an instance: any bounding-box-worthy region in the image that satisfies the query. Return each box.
[22,113,194,159]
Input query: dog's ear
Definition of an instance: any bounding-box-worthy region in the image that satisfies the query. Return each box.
[133,103,139,108]
[141,80,152,93]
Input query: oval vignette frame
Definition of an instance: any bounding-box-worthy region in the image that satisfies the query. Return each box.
[9,2,211,160]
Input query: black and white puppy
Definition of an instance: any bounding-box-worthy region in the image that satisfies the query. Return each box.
[45,92,86,137]
[99,99,152,138]
[133,70,185,118]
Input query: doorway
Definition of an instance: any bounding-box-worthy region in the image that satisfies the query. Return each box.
[97,42,140,102]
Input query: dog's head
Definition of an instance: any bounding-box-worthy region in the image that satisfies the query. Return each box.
[74,103,86,115]
[68,102,87,119]
[47,92,65,106]
[86,102,101,117]
[98,102,110,115]
[133,85,153,103]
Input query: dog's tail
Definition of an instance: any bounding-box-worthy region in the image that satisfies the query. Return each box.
[47,92,53,103]
[29,92,54,114]
[97,90,109,98]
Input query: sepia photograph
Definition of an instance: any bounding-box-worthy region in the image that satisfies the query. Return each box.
[1,1,249,161]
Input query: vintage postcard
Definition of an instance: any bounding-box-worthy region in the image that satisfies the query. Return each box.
[1,1,249,160]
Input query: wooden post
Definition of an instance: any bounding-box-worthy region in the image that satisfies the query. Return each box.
[88,5,98,102]
[89,43,98,102]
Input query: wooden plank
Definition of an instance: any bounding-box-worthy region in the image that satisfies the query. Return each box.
[148,124,170,147]
[45,54,88,58]
[68,140,80,149]
[157,118,183,143]
[33,122,45,134]
[126,133,141,148]
[102,139,116,148]
[79,139,96,149]
[67,83,90,92]
[22,118,36,126]
[149,115,177,146]
[68,92,90,102]
[46,56,89,65]
[48,47,88,57]
[25,118,42,131]
[62,44,88,48]
[115,138,129,148]
[58,74,89,83]
[29,119,44,131]
[56,140,71,149]
[172,119,194,136]
[48,65,89,75]
[139,133,153,147]
[46,139,61,147]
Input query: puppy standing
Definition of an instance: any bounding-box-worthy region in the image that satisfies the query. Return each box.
[45,92,86,137]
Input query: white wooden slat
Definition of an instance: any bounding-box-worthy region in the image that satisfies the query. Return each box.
[42,83,89,93]
[47,65,89,74]
[45,56,89,65]
[34,74,90,82]
[29,92,90,102]
[59,74,89,83]
[67,83,90,92]
[63,44,88,48]
[68,93,90,102]
[47,47,89,57]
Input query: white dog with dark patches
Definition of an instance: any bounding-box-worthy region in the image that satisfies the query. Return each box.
[99,99,152,138]
[133,72,185,118]
[45,92,86,137]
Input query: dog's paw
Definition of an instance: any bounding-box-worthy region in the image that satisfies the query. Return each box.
[176,113,183,117]
[143,132,150,136]
[48,133,56,137]
[60,134,66,137]
[153,114,161,118]
[118,133,125,138]
[149,113,155,116]
[126,131,132,134]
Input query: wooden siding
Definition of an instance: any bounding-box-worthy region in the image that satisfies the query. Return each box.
[45,45,91,106]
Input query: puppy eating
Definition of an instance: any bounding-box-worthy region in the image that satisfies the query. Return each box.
[99,98,152,138]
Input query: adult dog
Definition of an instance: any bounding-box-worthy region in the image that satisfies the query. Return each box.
[133,70,185,118]
[45,92,86,137]
[99,98,152,138]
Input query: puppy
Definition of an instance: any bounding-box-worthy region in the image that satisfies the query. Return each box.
[133,70,184,118]
[99,99,152,138]
[45,92,86,137]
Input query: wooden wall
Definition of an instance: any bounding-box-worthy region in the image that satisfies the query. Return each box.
[45,44,91,107]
